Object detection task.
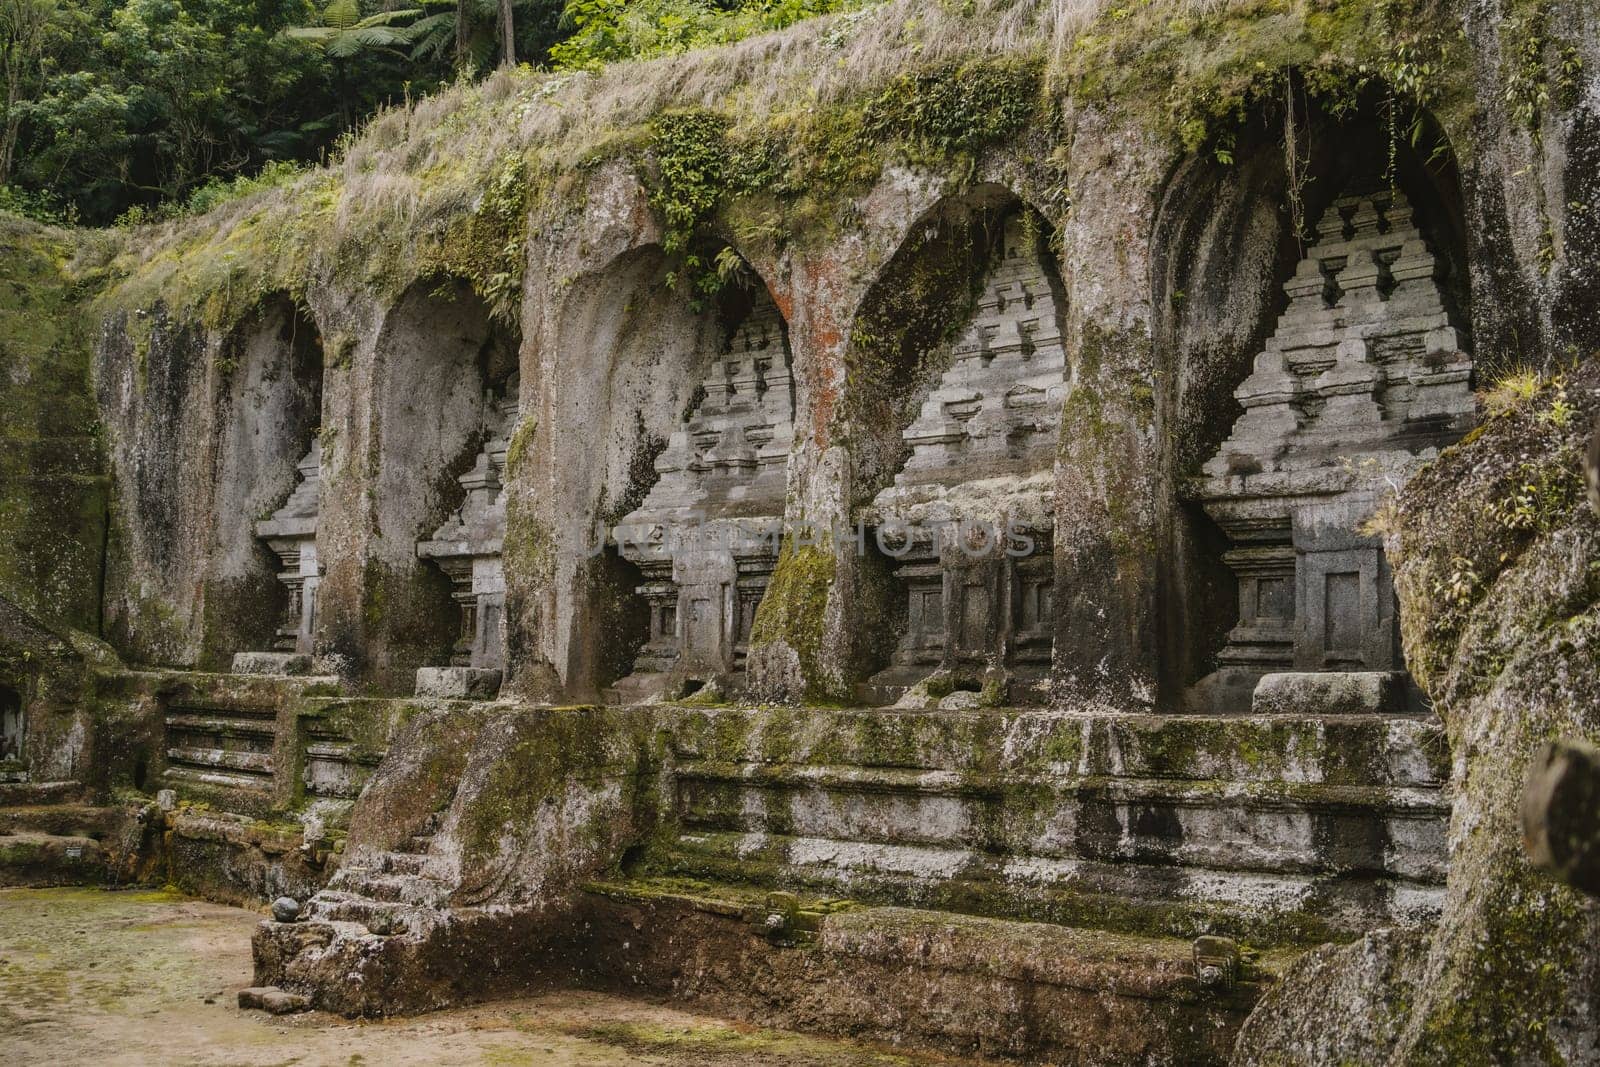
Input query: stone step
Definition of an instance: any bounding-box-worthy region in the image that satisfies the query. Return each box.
[0,831,112,887]
[0,780,87,806]
[667,708,1449,789]
[658,831,1443,943]
[237,985,311,1014]
[394,833,436,855]
[376,850,434,876]
[676,769,1447,881]
[574,876,1293,1065]
[303,892,434,936]
[162,763,275,793]
[329,869,452,906]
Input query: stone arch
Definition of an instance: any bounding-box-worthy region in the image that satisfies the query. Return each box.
[203,294,324,666]
[521,242,793,700]
[364,275,520,691]
[839,185,1070,703]
[1150,82,1474,711]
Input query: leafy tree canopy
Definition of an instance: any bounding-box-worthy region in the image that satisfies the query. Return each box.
[0,0,860,226]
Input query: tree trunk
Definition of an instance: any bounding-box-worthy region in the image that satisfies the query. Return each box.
[455,0,469,70]
[498,0,514,68]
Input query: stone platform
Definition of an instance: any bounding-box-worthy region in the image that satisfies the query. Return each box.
[247,699,1449,1062]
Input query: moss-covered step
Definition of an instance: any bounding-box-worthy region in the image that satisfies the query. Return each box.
[658,830,1440,945]
[571,876,1297,1065]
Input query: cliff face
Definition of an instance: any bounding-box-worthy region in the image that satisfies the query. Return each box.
[75,0,1600,705]
[1235,358,1600,1063]
[0,218,107,635]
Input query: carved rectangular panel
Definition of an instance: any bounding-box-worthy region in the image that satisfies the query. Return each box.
[1323,572,1361,655]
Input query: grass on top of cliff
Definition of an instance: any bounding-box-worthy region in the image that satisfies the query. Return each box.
[84,0,1473,330]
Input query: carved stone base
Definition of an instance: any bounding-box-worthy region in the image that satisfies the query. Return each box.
[1251,671,1415,716]
[602,671,682,706]
[232,652,314,676]
[413,667,502,701]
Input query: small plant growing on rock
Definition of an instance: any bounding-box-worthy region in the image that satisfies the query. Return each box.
[1479,366,1543,418]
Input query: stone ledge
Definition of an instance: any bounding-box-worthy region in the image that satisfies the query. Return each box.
[563,886,1280,1065]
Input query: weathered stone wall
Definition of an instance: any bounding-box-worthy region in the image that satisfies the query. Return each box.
[72,1,1599,708]
[2,1,1599,1054]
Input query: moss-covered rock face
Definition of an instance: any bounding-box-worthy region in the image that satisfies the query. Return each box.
[747,540,840,703]
[0,218,108,634]
[1235,357,1600,1065]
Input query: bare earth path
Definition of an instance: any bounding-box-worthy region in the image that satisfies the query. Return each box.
[0,888,954,1067]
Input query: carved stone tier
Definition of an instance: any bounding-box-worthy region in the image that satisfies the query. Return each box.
[416,379,519,694]
[1184,189,1475,712]
[234,440,322,673]
[864,216,1066,705]
[895,217,1067,488]
[609,296,796,700]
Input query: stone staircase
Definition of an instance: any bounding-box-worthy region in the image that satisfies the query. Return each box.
[300,813,455,937]
[249,809,515,1017]
[0,781,141,887]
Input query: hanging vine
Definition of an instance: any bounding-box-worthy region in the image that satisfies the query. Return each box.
[1283,69,1312,253]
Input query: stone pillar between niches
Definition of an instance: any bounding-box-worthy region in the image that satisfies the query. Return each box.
[1052,337,1161,710]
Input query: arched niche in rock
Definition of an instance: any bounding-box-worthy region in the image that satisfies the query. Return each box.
[206,294,324,668]
[0,683,22,768]
[841,185,1069,706]
[530,243,794,702]
[1150,82,1474,713]
[367,275,520,693]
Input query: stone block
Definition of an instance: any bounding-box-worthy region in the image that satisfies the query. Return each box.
[231,651,313,676]
[237,985,310,1014]
[413,667,502,700]
[1251,671,1407,715]
[1521,737,1600,898]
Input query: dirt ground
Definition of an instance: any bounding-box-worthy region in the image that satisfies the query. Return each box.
[0,887,956,1067]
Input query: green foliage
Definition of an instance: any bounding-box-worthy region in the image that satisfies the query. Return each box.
[409,149,535,323]
[284,0,426,60]
[550,0,862,72]
[1499,0,1582,137]
[116,159,308,227]
[2,0,357,223]
[861,58,1042,163]
[646,108,729,301]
